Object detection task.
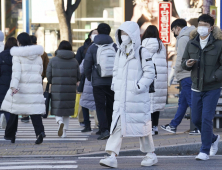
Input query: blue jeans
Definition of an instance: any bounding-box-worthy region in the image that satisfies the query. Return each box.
[191,88,220,155]
[170,77,192,128]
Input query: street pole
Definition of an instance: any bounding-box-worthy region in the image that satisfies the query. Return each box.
[1,0,5,38]
[221,0,222,29]
[22,0,30,34]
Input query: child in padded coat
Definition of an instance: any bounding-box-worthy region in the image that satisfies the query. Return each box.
[99,21,157,168]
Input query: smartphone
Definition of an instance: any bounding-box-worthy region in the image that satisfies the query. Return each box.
[188,59,198,63]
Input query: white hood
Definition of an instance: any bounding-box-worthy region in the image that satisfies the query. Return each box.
[10,45,44,60]
[115,21,141,51]
[142,38,159,53]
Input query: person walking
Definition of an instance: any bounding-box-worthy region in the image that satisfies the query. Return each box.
[1,32,46,144]
[46,40,80,138]
[141,25,167,135]
[84,23,117,140]
[0,30,6,129]
[99,21,157,168]
[0,37,17,124]
[182,14,222,160]
[76,29,98,127]
[21,35,49,123]
[160,19,199,134]
[79,59,96,132]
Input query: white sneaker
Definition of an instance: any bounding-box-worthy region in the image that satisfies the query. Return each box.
[210,135,220,156]
[58,122,64,137]
[100,156,118,168]
[195,152,209,161]
[141,152,158,166]
[152,126,158,136]
[62,130,67,138]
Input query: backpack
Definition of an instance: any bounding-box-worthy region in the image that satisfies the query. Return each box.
[139,47,157,93]
[95,43,116,77]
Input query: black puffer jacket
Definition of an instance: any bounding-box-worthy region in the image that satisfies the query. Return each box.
[75,38,91,65]
[46,50,80,116]
[84,34,117,86]
[0,49,12,107]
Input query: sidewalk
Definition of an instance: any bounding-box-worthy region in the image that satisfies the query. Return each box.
[0,118,221,157]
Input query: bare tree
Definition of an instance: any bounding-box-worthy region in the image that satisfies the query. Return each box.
[54,0,81,44]
[202,0,213,14]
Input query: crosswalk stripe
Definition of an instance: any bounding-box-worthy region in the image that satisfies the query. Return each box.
[0,161,77,165]
[0,165,78,169]
[0,118,94,141]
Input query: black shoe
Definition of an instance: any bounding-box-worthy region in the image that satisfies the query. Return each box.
[96,130,101,135]
[160,124,176,133]
[35,132,45,144]
[81,127,92,132]
[4,136,16,143]
[21,116,30,123]
[189,128,201,135]
[97,130,110,140]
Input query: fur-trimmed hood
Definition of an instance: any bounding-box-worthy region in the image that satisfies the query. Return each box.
[10,45,44,60]
[190,26,222,40]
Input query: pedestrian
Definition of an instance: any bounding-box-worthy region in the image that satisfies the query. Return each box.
[99,21,157,168]
[182,14,222,160]
[84,23,117,140]
[46,40,80,138]
[141,25,167,135]
[21,35,49,123]
[1,32,46,144]
[76,29,98,65]
[79,59,96,133]
[0,37,17,123]
[160,19,199,134]
[76,29,98,127]
[0,30,6,129]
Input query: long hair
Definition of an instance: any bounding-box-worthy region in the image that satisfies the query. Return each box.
[141,25,162,53]
[4,37,17,50]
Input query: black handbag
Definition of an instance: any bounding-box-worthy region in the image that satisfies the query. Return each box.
[139,47,157,93]
[42,83,51,118]
[77,73,85,92]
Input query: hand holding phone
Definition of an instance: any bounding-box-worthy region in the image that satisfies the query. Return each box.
[186,59,197,67]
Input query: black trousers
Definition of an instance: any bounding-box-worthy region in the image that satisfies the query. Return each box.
[151,111,160,127]
[82,107,91,127]
[5,114,45,138]
[93,85,114,132]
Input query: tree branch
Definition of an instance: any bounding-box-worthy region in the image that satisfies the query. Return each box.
[70,0,81,13]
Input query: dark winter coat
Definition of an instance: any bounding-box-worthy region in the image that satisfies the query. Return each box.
[75,38,91,65]
[182,26,222,92]
[84,34,118,86]
[46,50,80,116]
[0,49,12,107]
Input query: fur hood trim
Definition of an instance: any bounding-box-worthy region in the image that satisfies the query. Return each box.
[190,26,222,40]
[10,45,44,59]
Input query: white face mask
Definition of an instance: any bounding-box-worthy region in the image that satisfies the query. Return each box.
[121,35,131,44]
[91,34,97,42]
[197,26,210,37]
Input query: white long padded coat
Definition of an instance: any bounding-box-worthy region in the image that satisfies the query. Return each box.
[142,38,167,113]
[110,21,155,137]
[1,45,46,115]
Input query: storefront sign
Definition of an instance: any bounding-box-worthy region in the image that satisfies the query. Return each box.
[210,6,217,25]
[158,2,172,44]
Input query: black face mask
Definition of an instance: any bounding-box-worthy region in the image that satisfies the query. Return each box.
[174,33,178,38]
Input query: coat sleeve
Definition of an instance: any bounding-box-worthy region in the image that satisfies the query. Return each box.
[181,43,193,71]
[175,36,189,73]
[136,48,155,94]
[76,46,83,65]
[46,59,52,84]
[215,50,222,82]
[10,56,21,89]
[111,50,120,91]
[77,64,81,82]
[84,45,94,81]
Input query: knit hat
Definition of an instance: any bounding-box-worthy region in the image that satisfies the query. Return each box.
[0,31,4,42]
[97,23,111,35]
